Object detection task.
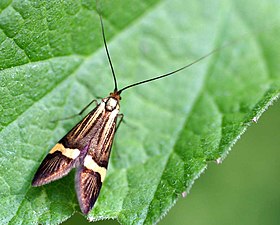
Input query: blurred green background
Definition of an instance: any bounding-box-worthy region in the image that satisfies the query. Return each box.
[63,101,280,224]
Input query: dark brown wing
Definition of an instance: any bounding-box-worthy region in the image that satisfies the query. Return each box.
[32,102,105,187]
[32,143,82,186]
[75,107,118,214]
[75,166,103,214]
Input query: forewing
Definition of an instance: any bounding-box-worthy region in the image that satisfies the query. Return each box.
[32,143,81,186]
[76,166,103,214]
[76,108,118,214]
[32,103,104,187]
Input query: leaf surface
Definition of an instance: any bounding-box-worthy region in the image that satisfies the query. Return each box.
[0,0,279,224]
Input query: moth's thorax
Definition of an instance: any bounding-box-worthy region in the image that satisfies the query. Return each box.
[103,97,120,111]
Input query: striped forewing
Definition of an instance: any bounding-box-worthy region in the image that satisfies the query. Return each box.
[32,97,120,214]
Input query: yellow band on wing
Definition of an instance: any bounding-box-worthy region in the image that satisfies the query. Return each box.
[84,155,107,182]
[49,143,80,159]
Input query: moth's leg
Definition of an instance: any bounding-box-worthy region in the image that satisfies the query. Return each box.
[52,99,98,122]
[111,114,124,159]
[116,113,124,132]
[78,99,98,116]
[116,114,138,131]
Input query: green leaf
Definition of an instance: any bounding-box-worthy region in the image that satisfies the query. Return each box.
[0,0,279,224]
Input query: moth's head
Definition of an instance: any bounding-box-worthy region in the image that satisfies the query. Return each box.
[109,91,121,101]
[104,91,121,111]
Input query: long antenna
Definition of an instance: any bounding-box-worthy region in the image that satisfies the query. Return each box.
[117,40,239,95]
[99,14,118,92]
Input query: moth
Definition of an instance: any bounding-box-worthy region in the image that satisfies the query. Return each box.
[32,14,228,214]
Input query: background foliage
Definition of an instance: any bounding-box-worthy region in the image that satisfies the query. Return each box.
[0,0,279,224]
